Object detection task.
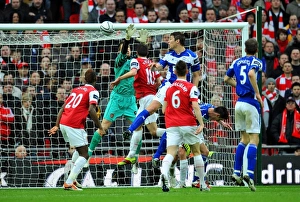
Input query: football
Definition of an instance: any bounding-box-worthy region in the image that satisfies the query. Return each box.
[100,21,114,36]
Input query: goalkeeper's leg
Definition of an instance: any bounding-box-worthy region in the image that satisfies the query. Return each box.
[88,119,110,156]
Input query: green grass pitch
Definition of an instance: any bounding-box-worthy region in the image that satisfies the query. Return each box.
[0,186,298,202]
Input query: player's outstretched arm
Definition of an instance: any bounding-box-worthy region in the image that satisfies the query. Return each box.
[109,68,137,89]
[48,103,66,136]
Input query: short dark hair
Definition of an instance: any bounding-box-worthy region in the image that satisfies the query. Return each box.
[214,106,229,120]
[85,68,96,84]
[245,38,258,55]
[175,60,187,76]
[171,32,185,46]
[292,82,300,89]
[136,43,148,57]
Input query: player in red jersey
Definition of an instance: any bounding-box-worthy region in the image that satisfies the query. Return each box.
[160,60,208,192]
[116,38,164,169]
[48,68,105,191]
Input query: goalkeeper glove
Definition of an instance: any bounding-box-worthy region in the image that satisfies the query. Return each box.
[125,24,136,40]
[136,29,149,44]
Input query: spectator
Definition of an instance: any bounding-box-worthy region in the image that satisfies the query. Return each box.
[262,77,286,144]
[15,145,27,158]
[1,73,22,99]
[52,30,70,64]
[14,93,41,147]
[261,9,275,42]
[210,94,222,107]
[15,62,30,90]
[60,78,73,95]
[267,0,289,36]
[245,12,256,39]
[127,1,148,23]
[236,0,254,21]
[270,53,288,80]
[29,71,50,100]
[218,5,227,20]
[286,0,300,19]
[276,29,289,54]
[285,14,300,42]
[99,0,116,23]
[284,75,300,99]
[176,7,192,23]
[122,0,135,20]
[204,8,216,22]
[190,7,201,23]
[290,48,300,76]
[285,28,300,57]
[263,41,279,79]
[37,56,51,83]
[61,45,82,78]
[79,0,97,23]
[146,8,157,23]
[156,5,171,23]
[271,96,300,153]
[3,0,29,23]
[28,0,52,23]
[0,45,14,74]
[0,93,15,147]
[114,8,126,23]
[87,0,106,23]
[276,61,293,97]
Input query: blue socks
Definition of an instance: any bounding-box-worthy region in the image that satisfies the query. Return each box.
[234,142,246,176]
[128,110,150,132]
[153,132,167,159]
[246,144,257,179]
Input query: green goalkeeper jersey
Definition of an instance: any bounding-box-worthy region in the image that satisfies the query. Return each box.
[113,53,135,96]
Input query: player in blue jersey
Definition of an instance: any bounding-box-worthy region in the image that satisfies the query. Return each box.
[224,38,263,192]
[152,103,230,189]
[122,31,201,144]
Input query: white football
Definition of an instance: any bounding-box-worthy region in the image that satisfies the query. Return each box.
[100,21,114,36]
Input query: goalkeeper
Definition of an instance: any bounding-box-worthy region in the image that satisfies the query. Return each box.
[88,24,138,157]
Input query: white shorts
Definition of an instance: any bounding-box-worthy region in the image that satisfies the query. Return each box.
[153,81,171,105]
[60,124,88,147]
[198,131,205,144]
[166,126,199,147]
[235,101,261,134]
[137,94,158,125]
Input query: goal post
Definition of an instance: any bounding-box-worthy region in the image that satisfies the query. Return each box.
[0,22,249,188]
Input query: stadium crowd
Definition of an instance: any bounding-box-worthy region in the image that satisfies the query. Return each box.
[0,0,300,159]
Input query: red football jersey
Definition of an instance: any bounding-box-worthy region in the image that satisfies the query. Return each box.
[131,57,160,100]
[164,79,199,128]
[60,84,99,129]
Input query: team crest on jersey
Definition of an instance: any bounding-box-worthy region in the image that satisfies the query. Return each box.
[110,113,114,118]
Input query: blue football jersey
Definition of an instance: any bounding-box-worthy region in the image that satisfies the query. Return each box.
[159,49,200,84]
[199,103,214,123]
[226,55,262,111]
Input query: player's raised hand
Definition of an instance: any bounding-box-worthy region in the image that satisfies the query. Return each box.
[136,29,149,44]
[48,126,59,136]
[125,24,136,40]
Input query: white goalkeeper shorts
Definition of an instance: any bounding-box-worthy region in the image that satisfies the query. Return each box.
[166,126,199,147]
[153,81,171,105]
[60,124,88,147]
[235,101,261,134]
[137,94,158,125]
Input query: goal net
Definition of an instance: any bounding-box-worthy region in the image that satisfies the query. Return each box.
[0,22,248,188]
